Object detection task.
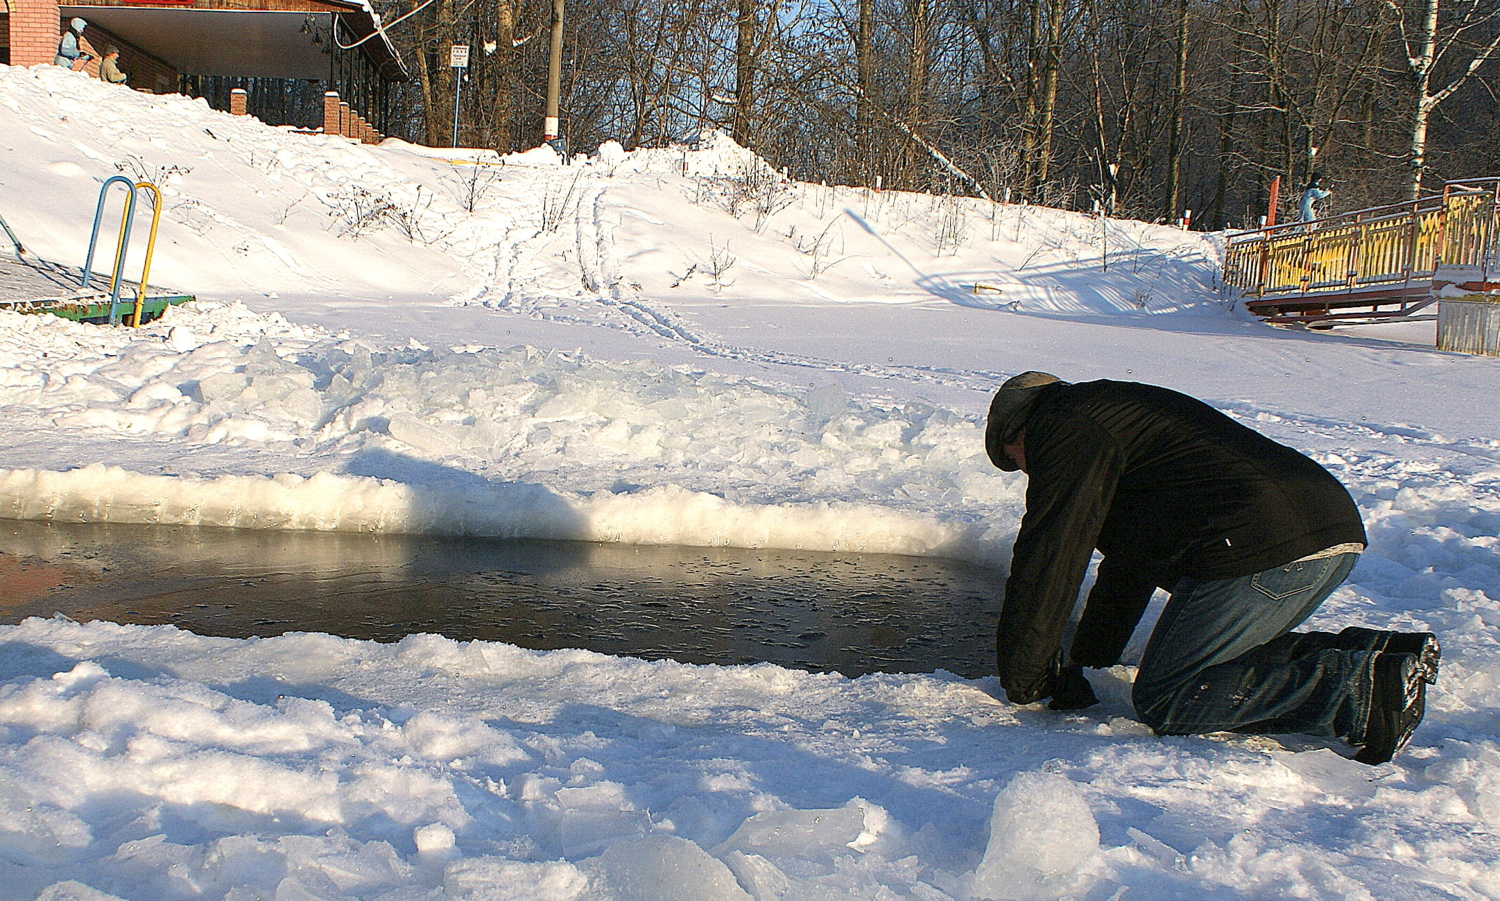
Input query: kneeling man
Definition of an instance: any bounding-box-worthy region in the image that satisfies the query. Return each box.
[986,372,1436,764]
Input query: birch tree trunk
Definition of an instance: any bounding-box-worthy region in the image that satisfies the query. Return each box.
[1033,0,1064,188]
[1403,0,1440,200]
[1388,0,1500,199]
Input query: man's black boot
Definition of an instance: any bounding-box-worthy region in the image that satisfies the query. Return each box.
[1384,632,1441,685]
[1336,628,1440,684]
[1047,665,1099,710]
[1354,652,1426,765]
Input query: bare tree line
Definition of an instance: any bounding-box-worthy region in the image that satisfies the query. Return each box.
[366,0,1499,228]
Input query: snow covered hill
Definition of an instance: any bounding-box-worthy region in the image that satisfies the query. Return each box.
[1,62,1499,900]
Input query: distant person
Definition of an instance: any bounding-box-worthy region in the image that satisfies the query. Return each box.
[1298,173,1332,223]
[100,47,129,85]
[54,18,93,70]
[984,372,1439,764]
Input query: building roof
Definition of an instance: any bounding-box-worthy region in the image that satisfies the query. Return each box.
[59,0,407,81]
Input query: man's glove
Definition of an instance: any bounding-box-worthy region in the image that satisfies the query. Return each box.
[1047,664,1099,710]
[1004,652,1100,709]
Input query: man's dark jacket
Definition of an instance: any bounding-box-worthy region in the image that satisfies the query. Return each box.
[998,380,1366,704]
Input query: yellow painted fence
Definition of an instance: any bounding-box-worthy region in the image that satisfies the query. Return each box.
[1224,179,1500,302]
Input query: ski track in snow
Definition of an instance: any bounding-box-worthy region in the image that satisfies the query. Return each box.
[462,168,1016,395]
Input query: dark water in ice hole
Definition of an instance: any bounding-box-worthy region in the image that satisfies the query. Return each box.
[0,520,1004,678]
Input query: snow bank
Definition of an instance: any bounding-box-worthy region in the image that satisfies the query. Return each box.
[0,464,981,559]
[0,300,1006,562]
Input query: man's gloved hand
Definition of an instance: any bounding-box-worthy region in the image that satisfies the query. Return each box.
[1004,652,1100,709]
[1047,664,1099,711]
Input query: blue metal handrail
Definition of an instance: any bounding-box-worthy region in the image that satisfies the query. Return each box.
[83,176,138,324]
[82,175,165,326]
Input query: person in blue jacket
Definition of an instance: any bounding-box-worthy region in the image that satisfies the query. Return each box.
[1298,173,1332,223]
[985,371,1438,764]
[54,18,92,69]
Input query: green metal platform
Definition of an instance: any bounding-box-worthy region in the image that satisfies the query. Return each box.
[0,252,193,325]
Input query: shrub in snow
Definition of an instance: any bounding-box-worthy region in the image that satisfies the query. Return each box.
[594,139,627,170]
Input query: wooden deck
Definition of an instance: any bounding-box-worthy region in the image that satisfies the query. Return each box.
[1224,178,1499,325]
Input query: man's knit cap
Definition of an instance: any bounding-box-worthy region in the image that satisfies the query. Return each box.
[985,371,1064,471]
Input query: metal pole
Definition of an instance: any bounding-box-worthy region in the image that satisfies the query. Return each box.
[449,43,469,148]
[452,69,462,147]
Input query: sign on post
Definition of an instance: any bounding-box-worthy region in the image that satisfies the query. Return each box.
[449,45,469,147]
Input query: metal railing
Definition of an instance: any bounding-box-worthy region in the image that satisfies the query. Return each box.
[82,176,165,327]
[1,211,26,262]
[1224,178,1500,306]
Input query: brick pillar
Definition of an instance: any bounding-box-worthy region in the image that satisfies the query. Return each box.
[229,88,248,116]
[322,91,340,136]
[338,102,352,139]
[12,0,64,67]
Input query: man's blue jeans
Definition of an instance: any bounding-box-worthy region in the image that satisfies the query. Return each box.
[1133,552,1377,742]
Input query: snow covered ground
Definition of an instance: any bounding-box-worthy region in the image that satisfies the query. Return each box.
[1,63,1498,900]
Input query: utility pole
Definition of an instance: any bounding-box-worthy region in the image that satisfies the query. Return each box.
[544,0,565,152]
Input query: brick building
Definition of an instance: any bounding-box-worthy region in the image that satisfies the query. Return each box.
[1,0,406,138]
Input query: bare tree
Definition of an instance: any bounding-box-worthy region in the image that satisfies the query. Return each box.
[413,0,460,147]
[1383,0,1500,198]
[493,1,520,150]
[351,0,1495,229]
[856,0,876,185]
[1019,0,1069,196]
[1164,0,1190,220]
